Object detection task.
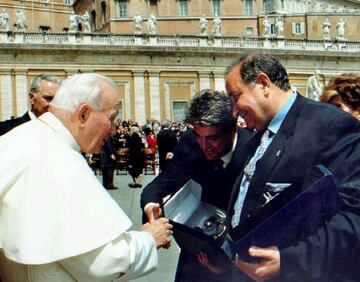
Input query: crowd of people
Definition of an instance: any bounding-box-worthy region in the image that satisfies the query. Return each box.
[0,54,359,282]
[86,117,187,189]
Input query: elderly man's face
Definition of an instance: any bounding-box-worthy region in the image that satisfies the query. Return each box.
[226,65,269,131]
[82,83,119,154]
[30,80,60,117]
[193,124,234,161]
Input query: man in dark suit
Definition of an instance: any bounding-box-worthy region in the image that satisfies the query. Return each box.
[156,120,178,171]
[100,137,118,190]
[225,53,360,281]
[141,89,254,282]
[0,74,61,136]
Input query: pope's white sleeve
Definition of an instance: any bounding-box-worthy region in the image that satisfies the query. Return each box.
[59,230,158,282]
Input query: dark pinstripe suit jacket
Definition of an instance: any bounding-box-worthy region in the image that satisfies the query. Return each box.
[228,94,360,282]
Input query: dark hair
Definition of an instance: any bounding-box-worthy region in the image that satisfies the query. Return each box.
[185,89,237,133]
[225,53,291,92]
[321,73,360,110]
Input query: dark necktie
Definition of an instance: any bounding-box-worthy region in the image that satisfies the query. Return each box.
[213,159,224,171]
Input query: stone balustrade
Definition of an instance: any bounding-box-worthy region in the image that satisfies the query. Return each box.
[0,31,359,52]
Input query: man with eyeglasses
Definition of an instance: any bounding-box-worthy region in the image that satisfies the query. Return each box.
[0,74,61,136]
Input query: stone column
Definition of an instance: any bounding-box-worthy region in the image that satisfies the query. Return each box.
[213,71,226,92]
[133,71,146,124]
[123,81,131,121]
[0,71,14,120]
[15,71,28,116]
[148,71,161,121]
[164,83,171,120]
[199,71,211,90]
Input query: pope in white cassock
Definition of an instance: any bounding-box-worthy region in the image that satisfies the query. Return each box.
[0,73,173,281]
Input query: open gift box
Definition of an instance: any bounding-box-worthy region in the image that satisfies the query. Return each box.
[164,165,340,263]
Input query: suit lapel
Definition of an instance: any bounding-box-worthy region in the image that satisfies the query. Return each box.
[21,112,31,123]
[239,95,307,222]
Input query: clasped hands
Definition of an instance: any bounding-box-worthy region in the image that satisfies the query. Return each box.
[143,203,172,249]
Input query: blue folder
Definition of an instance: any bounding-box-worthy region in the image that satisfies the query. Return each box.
[229,165,341,262]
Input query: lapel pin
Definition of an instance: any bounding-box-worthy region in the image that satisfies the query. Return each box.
[276,150,281,157]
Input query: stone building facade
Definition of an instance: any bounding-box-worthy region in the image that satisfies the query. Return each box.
[0,0,360,123]
[0,0,72,33]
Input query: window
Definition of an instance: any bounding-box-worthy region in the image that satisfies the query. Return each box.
[212,0,221,17]
[91,10,96,31]
[179,0,188,16]
[172,101,188,122]
[245,0,253,16]
[101,1,107,24]
[39,25,50,33]
[263,0,274,13]
[292,22,305,35]
[118,0,127,18]
[270,23,276,35]
[64,0,72,4]
[245,26,253,35]
[116,101,123,122]
[150,0,157,15]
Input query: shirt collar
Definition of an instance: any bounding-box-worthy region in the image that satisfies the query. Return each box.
[38,112,81,152]
[221,131,237,168]
[268,92,297,135]
[28,110,37,120]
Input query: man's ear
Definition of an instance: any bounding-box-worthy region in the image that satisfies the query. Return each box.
[77,104,91,128]
[256,73,271,95]
[29,92,35,104]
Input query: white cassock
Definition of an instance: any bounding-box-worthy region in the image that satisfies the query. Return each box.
[0,112,158,282]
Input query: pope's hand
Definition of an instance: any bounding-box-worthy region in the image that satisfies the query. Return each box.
[234,246,280,282]
[140,217,173,249]
[145,203,163,223]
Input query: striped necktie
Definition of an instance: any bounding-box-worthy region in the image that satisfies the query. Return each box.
[231,129,272,227]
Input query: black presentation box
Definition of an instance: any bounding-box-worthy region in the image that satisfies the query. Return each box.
[164,165,341,263]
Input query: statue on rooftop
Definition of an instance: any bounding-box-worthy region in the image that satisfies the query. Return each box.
[212,16,222,36]
[263,15,271,37]
[69,11,78,33]
[15,10,26,32]
[336,18,346,40]
[81,11,91,32]
[133,13,143,34]
[0,9,9,31]
[323,18,331,40]
[276,16,284,38]
[147,13,157,35]
[199,15,208,35]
